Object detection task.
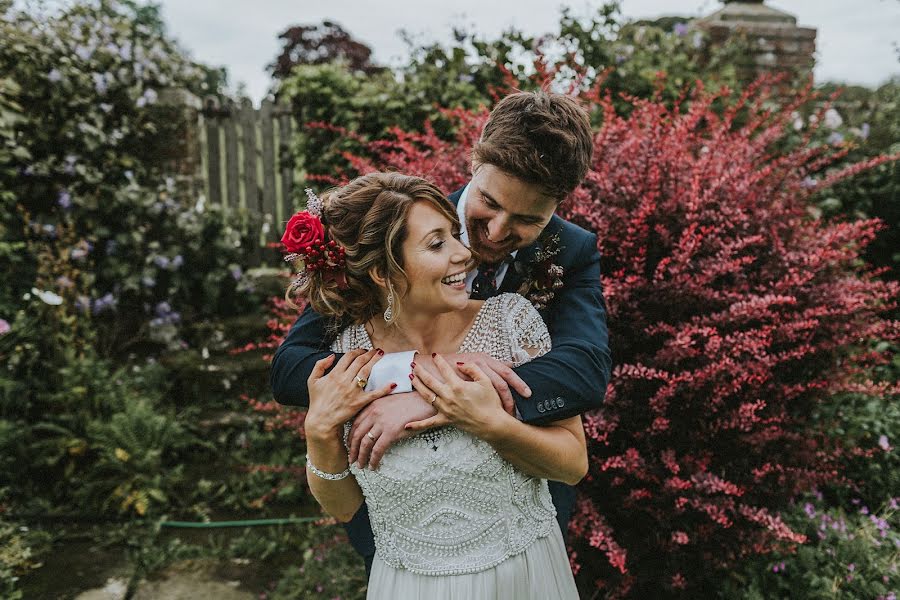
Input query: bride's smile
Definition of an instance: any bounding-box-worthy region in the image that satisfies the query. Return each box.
[398,202,473,315]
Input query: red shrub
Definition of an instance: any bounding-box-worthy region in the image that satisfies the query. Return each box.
[328,79,900,596]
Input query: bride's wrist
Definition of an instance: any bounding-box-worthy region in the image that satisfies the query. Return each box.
[305,421,344,445]
[475,409,515,444]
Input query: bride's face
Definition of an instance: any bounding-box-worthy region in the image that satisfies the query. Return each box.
[398,201,472,314]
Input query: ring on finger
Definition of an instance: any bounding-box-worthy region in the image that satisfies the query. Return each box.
[366,431,377,441]
[430,393,439,405]
[355,375,368,389]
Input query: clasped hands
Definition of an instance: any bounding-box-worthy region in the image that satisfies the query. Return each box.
[347,352,530,469]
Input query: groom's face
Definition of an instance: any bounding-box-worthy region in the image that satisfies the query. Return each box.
[464,164,557,264]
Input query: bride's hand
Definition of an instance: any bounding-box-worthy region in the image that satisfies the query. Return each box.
[305,348,396,442]
[408,353,510,439]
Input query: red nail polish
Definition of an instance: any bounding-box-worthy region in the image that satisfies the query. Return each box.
[390,383,397,389]
[456,362,464,366]
[377,349,384,355]
[408,373,414,380]
[432,353,437,358]
[411,362,416,368]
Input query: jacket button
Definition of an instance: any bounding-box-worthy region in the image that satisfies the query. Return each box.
[536,401,546,413]
[556,397,565,408]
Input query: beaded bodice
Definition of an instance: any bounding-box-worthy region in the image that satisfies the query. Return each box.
[332,294,555,576]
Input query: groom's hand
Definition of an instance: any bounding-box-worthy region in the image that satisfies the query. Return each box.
[442,352,531,416]
[348,391,432,470]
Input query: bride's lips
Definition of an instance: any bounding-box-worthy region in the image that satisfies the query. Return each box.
[441,270,467,290]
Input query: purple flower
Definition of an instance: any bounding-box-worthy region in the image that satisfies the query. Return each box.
[803,503,816,519]
[890,498,898,510]
[63,155,77,175]
[692,32,703,49]
[141,276,156,288]
[171,255,184,269]
[74,45,92,62]
[860,123,871,140]
[878,435,890,450]
[47,69,62,83]
[91,293,116,315]
[847,563,855,572]
[42,224,57,238]
[155,302,172,317]
[56,276,74,289]
[827,132,845,146]
[861,506,869,515]
[230,265,243,281]
[105,240,118,255]
[673,23,689,37]
[92,72,109,95]
[135,88,158,108]
[153,256,170,269]
[0,319,10,335]
[58,189,72,209]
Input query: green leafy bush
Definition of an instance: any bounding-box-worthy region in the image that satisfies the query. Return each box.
[0,0,262,356]
[722,495,900,599]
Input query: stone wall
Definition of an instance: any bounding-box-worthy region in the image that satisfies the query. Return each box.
[695,0,817,84]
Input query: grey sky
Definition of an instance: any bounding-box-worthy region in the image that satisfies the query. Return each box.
[153,0,900,104]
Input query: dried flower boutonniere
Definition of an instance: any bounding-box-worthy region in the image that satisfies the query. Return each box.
[515,232,564,311]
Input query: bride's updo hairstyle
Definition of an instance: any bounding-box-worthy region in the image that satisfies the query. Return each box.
[287,172,465,325]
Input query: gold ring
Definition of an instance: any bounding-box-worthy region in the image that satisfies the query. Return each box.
[430,393,438,405]
[366,431,377,441]
[355,376,367,389]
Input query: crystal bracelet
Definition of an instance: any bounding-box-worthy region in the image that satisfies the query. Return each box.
[305,454,351,481]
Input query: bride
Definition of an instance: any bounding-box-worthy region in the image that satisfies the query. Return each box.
[286,172,585,599]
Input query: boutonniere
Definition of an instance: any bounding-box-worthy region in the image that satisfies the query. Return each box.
[514,232,564,310]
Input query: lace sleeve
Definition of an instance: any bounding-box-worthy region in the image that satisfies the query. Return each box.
[495,293,552,367]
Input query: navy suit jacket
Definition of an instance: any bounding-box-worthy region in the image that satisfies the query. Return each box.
[270,185,612,572]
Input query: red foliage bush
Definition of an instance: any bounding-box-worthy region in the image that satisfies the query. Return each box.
[331,79,900,596]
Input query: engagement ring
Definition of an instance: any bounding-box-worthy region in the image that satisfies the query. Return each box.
[355,376,368,389]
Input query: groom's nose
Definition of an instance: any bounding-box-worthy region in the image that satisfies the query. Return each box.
[486,215,510,242]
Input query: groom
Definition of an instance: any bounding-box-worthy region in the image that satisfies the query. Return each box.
[271,90,611,573]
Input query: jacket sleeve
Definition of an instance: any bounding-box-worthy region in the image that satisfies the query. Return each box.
[270,305,344,407]
[511,233,612,424]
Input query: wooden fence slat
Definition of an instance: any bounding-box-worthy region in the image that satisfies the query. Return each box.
[260,100,278,243]
[238,106,259,212]
[279,111,294,222]
[204,116,222,206]
[223,112,240,212]
[238,105,262,266]
[198,113,210,208]
[196,102,295,263]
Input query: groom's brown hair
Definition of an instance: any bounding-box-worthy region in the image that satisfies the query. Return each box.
[472,90,593,201]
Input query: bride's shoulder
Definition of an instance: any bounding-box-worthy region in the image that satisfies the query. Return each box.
[331,323,371,352]
[490,293,539,316]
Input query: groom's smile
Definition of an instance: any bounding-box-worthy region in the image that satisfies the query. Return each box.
[465,164,557,264]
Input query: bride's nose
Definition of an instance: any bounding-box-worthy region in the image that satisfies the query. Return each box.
[451,238,472,263]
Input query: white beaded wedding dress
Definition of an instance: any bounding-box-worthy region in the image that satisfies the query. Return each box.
[332,293,580,600]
